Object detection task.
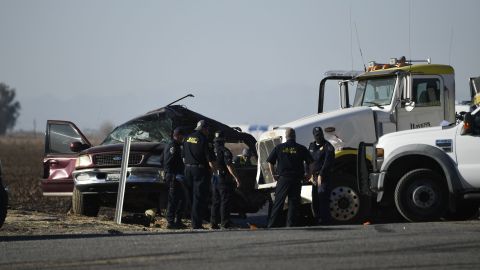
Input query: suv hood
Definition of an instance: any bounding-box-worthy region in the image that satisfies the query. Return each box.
[80,142,164,155]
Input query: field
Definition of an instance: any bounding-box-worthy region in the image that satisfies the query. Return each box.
[0,133,71,213]
[0,133,250,235]
[0,133,180,235]
[0,133,247,213]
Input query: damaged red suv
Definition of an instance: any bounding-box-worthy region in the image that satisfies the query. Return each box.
[41,104,265,216]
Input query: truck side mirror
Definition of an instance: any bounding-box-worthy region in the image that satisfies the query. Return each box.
[404,99,416,112]
[339,82,350,109]
[389,98,401,123]
[461,112,473,135]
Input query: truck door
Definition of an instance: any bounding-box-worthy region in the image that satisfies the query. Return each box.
[397,76,445,130]
[455,110,480,188]
[41,120,91,196]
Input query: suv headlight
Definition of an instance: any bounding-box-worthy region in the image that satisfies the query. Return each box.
[146,155,162,166]
[75,155,92,168]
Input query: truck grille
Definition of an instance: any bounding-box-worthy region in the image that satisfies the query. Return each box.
[257,137,282,184]
[92,153,144,166]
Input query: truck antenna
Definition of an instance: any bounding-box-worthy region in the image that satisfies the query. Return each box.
[354,22,366,72]
[166,94,195,107]
[349,5,353,71]
[408,0,412,64]
[448,26,454,65]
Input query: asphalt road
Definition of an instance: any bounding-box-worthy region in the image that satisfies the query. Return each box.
[1,218,480,270]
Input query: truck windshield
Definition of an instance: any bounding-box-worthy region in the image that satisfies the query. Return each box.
[353,77,396,107]
[101,114,172,145]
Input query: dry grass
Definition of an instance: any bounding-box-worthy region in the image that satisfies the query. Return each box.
[0,134,70,213]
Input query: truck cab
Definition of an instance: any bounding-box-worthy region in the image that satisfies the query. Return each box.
[257,57,457,224]
[363,106,480,222]
[343,59,455,135]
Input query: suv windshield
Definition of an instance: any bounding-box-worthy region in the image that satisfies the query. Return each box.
[353,77,396,107]
[102,113,172,145]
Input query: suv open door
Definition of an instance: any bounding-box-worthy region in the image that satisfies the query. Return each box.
[41,120,91,196]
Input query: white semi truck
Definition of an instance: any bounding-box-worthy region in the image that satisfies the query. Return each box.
[256,57,464,224]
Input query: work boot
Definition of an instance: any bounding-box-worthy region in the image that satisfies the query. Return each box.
[221,221,233,229]
[175,220,187,229]
[166,223,177,229]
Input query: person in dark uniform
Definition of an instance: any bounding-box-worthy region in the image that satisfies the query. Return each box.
[309,126,335,225]
[233,148,252,166]
[163,127,186,229]
[183,120,216,229]
[210,131,241,229]
[267,128,313,228]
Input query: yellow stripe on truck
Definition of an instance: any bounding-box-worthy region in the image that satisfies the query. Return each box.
[335,149,373,161]
[367,64,454,75]
[335,149,358,158]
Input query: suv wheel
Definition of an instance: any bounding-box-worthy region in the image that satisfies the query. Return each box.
[394,168,448,222]
[72,187,100,217]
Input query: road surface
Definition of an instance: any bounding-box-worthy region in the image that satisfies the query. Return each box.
[1,219,480,270]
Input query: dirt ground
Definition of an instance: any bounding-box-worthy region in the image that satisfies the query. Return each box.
[0,208,190,237]
[0,134,177,236]
[0,134,253,236]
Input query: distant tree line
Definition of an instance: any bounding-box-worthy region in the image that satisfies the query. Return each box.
[0,83,21,135]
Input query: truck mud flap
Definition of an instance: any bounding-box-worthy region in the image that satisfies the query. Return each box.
[357,142,373,196]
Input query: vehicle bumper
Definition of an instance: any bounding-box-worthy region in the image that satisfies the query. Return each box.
[40,179,74,196]
[73,167,165,194]
[369,171,386,202]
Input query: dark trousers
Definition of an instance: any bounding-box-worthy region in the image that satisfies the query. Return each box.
[268,176,302,228]
[185,166,210,229]
[311,176,331,224]
[211,174,235,227]
[166,174,185,225]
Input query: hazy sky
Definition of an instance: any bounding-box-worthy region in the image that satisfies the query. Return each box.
[1,0,479,132]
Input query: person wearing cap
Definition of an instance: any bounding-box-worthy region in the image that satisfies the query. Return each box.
[163,127,186,229]
[183,120,216,229]
[309,126,335,225]
[267,127,313,228]
[210,130,241,229]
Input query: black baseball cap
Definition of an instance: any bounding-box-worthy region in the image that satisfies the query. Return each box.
[173,127,183,136]
[313,126,323,136]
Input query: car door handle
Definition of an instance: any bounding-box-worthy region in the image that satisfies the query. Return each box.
[48,160,59,165]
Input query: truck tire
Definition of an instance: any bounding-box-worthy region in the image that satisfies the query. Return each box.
[0,188,7,228]
[329,172,371,224]
[394,168,448,222]
[72,187,100,217]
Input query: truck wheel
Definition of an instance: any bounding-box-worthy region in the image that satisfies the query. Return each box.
[329,172,371,224]
[394,168,448,222]
[72,187,100,217]
[0,188,7,228]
